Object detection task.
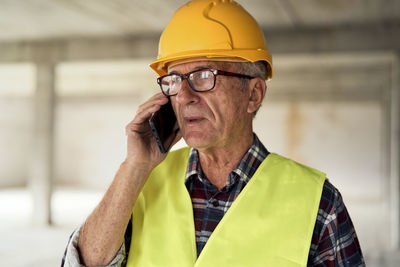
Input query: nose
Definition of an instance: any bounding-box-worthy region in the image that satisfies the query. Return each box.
[174,79,200,105]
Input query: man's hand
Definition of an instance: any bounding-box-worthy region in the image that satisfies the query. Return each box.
[125,92,181,171]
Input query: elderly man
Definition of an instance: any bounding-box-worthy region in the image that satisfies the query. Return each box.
[62,0,364,266]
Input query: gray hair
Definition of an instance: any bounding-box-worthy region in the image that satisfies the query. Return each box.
[231,61,268,117]
[225,61,268,91]
[234,61,268,80]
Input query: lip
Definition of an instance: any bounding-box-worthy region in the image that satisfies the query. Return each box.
[183,116,205,125]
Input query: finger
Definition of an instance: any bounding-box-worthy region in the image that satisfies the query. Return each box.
[136,94,168,116]
[125,100,169,136]
[128,94,168,127]
[134,103,163,124]
[137,93,166,111]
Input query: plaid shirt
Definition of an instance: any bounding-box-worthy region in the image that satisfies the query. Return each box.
[62,134,365,266]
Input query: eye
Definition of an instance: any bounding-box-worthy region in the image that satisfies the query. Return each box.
[170,75,182,83]
[191,70,213,80]
[200,70,213,79]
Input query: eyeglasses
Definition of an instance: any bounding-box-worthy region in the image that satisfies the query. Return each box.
[157,68,255,97]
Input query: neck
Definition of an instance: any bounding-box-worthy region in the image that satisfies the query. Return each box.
[197,131,254,190]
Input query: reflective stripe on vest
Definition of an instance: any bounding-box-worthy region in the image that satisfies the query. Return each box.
[127,147,325,267]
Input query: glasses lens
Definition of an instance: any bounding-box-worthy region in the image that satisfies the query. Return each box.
[161,74,181,96]
[190,70,215,91]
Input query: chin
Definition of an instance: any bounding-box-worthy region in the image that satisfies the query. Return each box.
[183,131,214,149]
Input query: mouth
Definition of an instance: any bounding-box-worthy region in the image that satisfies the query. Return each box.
[184,116,204,124]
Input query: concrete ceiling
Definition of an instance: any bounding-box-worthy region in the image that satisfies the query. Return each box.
[0,0,399,42]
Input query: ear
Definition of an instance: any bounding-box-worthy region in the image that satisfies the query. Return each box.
[247,77,266,114]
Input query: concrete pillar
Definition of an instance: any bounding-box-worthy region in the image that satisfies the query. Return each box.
[29,63,55,225]
[391,52,400,249]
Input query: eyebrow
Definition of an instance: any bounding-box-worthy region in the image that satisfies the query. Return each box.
[168,64,215,75]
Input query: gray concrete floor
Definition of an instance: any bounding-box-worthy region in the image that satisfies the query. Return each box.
[1,187,400,267]
[0,188,101,267]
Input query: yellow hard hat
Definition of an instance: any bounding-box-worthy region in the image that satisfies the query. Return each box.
[149,0,273,80]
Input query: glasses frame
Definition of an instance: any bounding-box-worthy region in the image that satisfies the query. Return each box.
[157,68,255,97]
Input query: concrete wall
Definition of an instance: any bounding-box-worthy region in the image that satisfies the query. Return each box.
[0,64,35,187]
[0,51,398,263]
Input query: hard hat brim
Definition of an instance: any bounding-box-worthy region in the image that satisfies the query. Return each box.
[150,49,273,80]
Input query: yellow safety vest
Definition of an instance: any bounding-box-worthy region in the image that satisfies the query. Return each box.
[127,147,325,267]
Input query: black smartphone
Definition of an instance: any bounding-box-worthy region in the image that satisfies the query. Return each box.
[149,100,179,153]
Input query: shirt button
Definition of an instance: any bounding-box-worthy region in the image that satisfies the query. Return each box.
[212,200,219,207]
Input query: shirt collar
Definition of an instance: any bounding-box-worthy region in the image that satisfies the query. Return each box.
[184,134,269,187]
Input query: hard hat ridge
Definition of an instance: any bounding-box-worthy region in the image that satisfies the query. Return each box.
[202,0,234,49]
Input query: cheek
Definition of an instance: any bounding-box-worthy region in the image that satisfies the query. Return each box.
[210,95,245,128]
[226,95,250,125]
[206,93,229,120]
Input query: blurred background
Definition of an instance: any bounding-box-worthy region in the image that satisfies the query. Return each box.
[0,0,399,266]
